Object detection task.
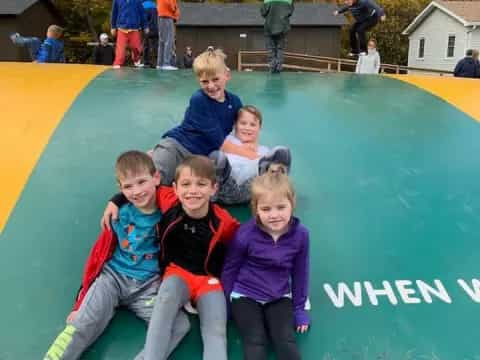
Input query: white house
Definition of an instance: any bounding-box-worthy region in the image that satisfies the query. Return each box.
[403,1,480,71]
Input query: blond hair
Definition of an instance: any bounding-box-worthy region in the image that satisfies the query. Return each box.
[115,150,156,183]
[237,105,263,127]
[251,172,295,216]
[175,155,216,184]
[47,25,64,38]
[193,47,228,78]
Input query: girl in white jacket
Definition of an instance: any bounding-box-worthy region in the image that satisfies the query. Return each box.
[356,39,381,74]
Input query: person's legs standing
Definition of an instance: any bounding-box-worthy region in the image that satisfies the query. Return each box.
[232,297,268,360]
[196,290,228,360]
[43,266,121,360]
[114,31,128,66]
[264,298,300,360]
[265,34,276,72]
[143,276,190,360]
[276,33,286,72]
[129,30,143,64]
[356,16,379,53]
[158,17,174,67]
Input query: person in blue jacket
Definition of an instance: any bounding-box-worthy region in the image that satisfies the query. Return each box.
[334,0,386,57]
[454,49,480,78]
[10,24,65,63]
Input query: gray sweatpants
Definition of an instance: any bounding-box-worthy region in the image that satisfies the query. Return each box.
[157,17,175,67]
[152,137,192,186]
[142,275,228,360]
[44,266,190,360]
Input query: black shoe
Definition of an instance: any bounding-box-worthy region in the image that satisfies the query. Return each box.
[258,146,291,175]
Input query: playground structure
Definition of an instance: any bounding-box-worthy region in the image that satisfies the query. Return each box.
[1,62,480,359]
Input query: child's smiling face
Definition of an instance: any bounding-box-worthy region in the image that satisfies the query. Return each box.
[235,111,261,144]
[256,192,293,236]
[198,70,230,102]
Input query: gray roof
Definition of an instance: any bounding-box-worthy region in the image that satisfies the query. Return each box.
[177,3,346,27]
[0,0,39,15]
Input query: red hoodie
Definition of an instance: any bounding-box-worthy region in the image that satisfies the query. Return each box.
[73,186,238,310]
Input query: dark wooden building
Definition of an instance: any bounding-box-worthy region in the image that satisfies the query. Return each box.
[176,2,346,69]
[0,0,63,61]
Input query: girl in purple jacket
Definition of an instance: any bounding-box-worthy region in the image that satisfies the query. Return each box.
[221,171,310,360]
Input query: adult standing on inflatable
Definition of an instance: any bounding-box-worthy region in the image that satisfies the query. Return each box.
[334,0,386,57]
[261,0,294,73]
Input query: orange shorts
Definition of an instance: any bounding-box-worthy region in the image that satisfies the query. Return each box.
[164,263,223,303]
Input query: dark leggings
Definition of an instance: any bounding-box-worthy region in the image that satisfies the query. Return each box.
[231,297,301,360]
[349,15,379,54]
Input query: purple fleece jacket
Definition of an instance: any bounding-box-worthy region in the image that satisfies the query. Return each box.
[221,217,310,326]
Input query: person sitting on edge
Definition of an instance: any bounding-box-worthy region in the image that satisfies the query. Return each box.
[102,155,240,360]
[222,171,310,360]
[93,33,115,65]
[150,47,243,185]
[334,0,386,57]
[210,105,292,205]
[43,151,189,360]
[10,24,65,63]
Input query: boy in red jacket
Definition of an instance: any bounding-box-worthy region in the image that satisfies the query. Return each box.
[103,155,240,360]
[43,151,189,360]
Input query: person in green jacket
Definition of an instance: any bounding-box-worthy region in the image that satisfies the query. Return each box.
[261,0,293,73]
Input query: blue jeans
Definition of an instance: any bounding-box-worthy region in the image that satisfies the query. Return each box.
[13,36,41,61]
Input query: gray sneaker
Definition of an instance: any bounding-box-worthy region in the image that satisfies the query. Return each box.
[209,150,232,185]
[258,146,291,175]
[9,33,20,45]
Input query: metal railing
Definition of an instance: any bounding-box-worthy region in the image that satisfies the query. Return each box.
[238,50,453,76]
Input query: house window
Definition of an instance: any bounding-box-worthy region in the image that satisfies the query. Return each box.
[418,38,425,58]
[447,35,456,58]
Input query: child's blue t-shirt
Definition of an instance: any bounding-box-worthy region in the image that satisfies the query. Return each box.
[163,89,243,155]
[108,203,161,281]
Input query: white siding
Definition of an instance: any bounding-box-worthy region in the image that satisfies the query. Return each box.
[469,28,480,50]
[407,9,467,71]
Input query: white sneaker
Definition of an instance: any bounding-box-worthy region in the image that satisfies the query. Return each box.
[112,65,121,69]
[184,301,198,315]
[134,61,144,68]
[160,65,178,70]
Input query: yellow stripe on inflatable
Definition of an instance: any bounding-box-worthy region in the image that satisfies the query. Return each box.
[388,75,480,122]
[0,63,107,233]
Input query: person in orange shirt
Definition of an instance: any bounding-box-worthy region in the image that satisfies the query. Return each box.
[157,0,180,70]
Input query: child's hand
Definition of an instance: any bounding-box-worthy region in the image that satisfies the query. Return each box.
[66,311,78,323]
[101,201,119,230]
[296,325,309,333]
[380,15,386,21]
[333,10,339,16]
[111,29,117,37]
